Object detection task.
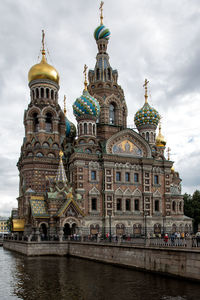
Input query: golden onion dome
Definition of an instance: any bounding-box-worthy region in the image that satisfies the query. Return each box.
[156,123,166,147]
[28,50,59,84]
[171,166,175,172]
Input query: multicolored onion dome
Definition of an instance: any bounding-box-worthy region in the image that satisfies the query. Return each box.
[134,102,160,128]
[65,116,76,138]
[73,90,100,118]
[94,25,110,41]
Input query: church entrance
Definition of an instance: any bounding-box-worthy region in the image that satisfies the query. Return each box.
[63,223,77,239]
[40,223,48,240]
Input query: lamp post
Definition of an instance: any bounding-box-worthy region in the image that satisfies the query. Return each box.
[144,211,148,241]
[162,216,166,237]
[108,211,112,242]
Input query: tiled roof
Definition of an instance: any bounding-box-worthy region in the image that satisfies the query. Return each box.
[30,199,49,218]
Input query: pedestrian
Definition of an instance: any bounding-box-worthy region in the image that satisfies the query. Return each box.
[164,233,168,244]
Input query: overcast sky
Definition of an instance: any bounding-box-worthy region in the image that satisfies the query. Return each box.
[0,0,199,216]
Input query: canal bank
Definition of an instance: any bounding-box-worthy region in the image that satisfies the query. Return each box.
[3,240,200,282]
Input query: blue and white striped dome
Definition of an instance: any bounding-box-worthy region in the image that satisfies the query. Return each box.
[94,25,110,41]
[73,90,100,118]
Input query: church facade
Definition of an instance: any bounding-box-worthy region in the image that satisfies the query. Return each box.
[16,6,192,239]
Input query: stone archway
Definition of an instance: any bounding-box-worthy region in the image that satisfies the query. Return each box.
[63,222,77,238]
[39,223,48,240]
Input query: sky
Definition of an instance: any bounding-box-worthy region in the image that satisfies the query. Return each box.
[0,0,200,216]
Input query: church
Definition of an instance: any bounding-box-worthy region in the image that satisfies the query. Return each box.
[15,3,192,239]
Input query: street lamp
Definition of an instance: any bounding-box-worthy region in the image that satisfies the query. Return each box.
[144,211,148,240]
[108,211,112,242]
[162,216,166,237]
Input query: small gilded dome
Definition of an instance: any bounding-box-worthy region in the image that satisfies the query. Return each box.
[94,25,110,41]
[134,102,160,128]
[65,116,76,138]
[28,53,59,84]
[156,124,166,147]
[73,90,100,118]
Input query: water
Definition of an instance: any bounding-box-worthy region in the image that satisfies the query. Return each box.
[0,247,200,300]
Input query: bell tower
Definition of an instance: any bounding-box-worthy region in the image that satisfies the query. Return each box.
[17,31,66,206]
[88,2,127,140]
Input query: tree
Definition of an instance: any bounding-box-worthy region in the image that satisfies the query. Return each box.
[6,217,12,232]
[184,190,200,233]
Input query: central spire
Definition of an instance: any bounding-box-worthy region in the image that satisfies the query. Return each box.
[100,1,104,25]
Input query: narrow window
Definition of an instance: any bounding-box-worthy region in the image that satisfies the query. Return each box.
[96,68,100,80]
[89,123,92,135]
[46,113,53,132]
[51,90,54,99]
[92,198,97,210]
[116,172,121,182]
[146,132,149,141]
[91,170,96,180]
[135,199,139,211]
[154,175,159,185]
[46,88,49,99]
[32,90,35,99]
[134,173,139,183]
[117,198,122,211]
[126,199,131,211]
[41,88,44,98]
[172,201,176,211]
[109,103,115,124]
[155,200,159,212]
[93,124,95,135]
[33,113,39,132]
[125,172,130,182]
[84,123,87,134]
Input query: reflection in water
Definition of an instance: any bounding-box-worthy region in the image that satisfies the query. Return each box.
[0,247,200,300]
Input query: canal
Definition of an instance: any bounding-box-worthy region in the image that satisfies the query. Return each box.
[0,247,200,300]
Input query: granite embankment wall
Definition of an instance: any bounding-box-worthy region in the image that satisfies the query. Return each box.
[3,240,200,281]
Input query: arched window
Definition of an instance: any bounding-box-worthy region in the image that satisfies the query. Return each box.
[93,124,95,135]
[36,88,39,98]
[45,113,53,132]
[109,103,115,124]
[84,123,87,135]
[32,90,35,100]
[46,88,49,99]
[146,132,149,142]
[80,124,82,135]
[89,123,92,135]
[151,132,153,142]
[51,90,54,99]
[41,88,44,98]
[179,202,182,212]
[33,113,39,132]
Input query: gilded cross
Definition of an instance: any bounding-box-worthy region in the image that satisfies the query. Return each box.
[167,147,171,160]
[64,95,66,115]
[143,79,149,104]
[99,1,104,25]
[42,30,45,52]
[83,64,88,90]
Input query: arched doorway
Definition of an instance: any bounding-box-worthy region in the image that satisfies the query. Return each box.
[40,223,48,240]
[63,223,77,239]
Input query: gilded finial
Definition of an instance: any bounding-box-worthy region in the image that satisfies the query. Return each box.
[143,79,149,104]
[167,147,171,160]
[41,30,45,56]
[100,1,104,25]
[83,64,88,91]
[59,150,64,161]
[64,95,66,116]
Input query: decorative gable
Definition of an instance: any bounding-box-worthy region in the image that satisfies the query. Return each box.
[106,129,152,158]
